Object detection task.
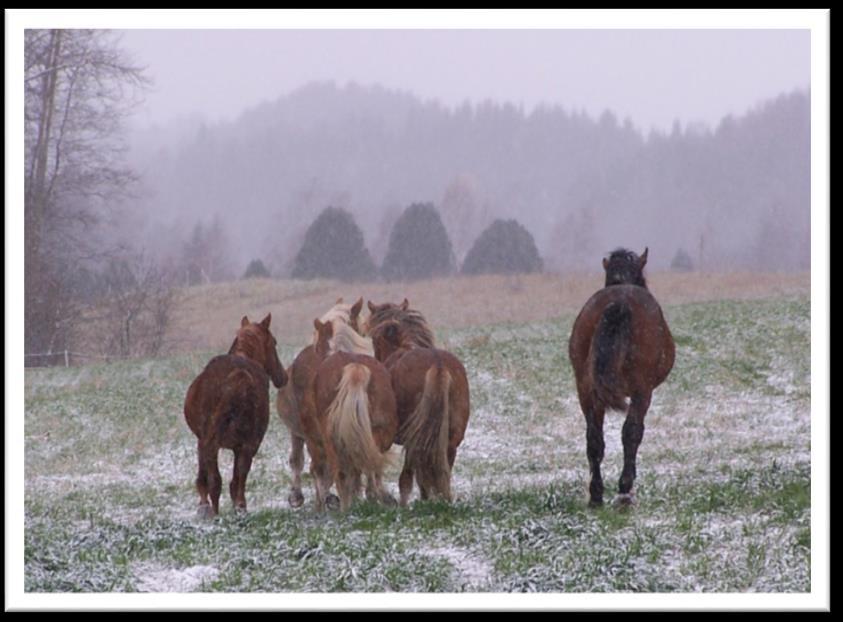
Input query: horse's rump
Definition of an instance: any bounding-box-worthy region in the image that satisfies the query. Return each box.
[401,363,452,489]
[214,367,265,448]
[325,362,384,474]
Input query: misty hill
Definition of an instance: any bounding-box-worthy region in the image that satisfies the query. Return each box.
[125,82,810,276]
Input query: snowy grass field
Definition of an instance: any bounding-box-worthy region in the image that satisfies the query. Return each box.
[23,293,810,594]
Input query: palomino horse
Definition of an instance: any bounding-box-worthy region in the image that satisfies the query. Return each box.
[276,297,371,508]
[365,300,471,505]
[299,318,398,511]
[184,314,287,517]
[568,248,675,507]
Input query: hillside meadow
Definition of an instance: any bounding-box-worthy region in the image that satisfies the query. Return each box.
[22,272,813,602]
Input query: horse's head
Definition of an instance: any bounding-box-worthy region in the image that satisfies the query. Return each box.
[370,320,406,363]
[363,298,409,336]
[312,318,334,359]
[602,247,648,288]
[231,314,288,388]
[364,298,435,349]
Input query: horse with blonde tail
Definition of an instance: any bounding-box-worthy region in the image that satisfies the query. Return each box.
[276,297,372,508]
[300,319,398,512]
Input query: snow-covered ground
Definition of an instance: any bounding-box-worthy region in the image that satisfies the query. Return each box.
[22,295,811,595]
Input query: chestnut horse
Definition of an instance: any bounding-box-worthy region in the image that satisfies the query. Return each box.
[365,300,471,505]
[299,318,398,512]
[184,314,287,517]
[276,297,371,508]
[568,248,675,507]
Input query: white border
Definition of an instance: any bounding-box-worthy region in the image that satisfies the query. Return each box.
[6,9,829,612]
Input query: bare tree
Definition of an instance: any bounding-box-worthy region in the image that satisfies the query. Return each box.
[24,29,150,359]
[440,174,489,266]
[181,215,234,286]
[98,252,175,358]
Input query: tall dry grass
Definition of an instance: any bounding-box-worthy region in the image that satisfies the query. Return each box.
[154,271,809,356]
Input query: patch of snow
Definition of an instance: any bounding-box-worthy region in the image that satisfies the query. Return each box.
[425,545,493,589]
[133,563,219,592]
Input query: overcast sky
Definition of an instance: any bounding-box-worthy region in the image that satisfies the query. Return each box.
[118,27,810,134]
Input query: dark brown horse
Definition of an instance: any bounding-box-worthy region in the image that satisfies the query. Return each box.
[276,297,369,508]
[568,248,675,507]
[299,318,398,512]
[365,300,471,505]
[184,314,287,517]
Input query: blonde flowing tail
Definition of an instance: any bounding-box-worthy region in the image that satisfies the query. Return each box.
[325,363,384,476]
[401,365,452,500]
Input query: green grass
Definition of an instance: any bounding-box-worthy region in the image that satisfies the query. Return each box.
[23,294,811,593]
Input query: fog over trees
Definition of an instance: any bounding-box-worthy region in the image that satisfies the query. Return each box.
[124,82,810,278]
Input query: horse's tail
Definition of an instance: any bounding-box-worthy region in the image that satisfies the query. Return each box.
[401,363,452,500]
[326,363,384,475]
[591,301,632,412]
[215,369,259,441]
[276,375,297,428]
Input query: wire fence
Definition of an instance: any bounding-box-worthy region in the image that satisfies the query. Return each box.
[24,350,128,368]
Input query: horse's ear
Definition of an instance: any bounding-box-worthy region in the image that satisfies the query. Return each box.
[602,257,609,271]
[335,297,344,305]
[639,247,649,268]
[400,298,409,311]
[241,316,250,328]
[350,297,363,319]
[314,318,323,332]
[367,300,377,313]
[260,313,271,329]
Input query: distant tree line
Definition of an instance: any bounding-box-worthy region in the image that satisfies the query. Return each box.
[127,82,810,276]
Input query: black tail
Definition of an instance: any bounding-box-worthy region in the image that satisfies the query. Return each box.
[591,301,631,412]
[216,369,259,441]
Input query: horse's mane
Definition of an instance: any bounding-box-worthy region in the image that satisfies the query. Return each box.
[369,319,418,353]
[367,306,435,349]
[312,302,373,356]
[605,248,647,289]
[328,321,374,356]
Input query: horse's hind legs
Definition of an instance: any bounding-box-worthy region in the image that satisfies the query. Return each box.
[196,441,222,518]
[230,449,254,512]
[196,442,222,517]
[617,392,650,506]
[399,465,415,507]
[585,405,606,507]
[366,472,397,506]
[288,435,306,508]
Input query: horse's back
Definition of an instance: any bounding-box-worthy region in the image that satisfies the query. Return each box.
[315,352,395,410]
[277,345,319,435]
[569,285,674,390]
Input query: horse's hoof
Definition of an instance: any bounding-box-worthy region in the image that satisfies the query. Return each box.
[381,493,398,507]
[197,504,215,519]
[325,494,340,511]
[234,505,248,515]
[588,498,604,509]
[612,493,637,510]
[288,490,305,508]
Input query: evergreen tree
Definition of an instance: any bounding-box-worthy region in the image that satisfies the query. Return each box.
[381,203,455,281]
[243,259,271,279]
[462,219,543,275]
[291,207,376,281]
